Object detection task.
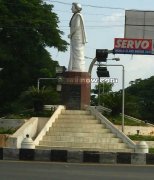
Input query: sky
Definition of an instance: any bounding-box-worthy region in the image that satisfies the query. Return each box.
[45,0,154,91]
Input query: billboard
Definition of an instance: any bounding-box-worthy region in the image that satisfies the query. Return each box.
[125,10,154,40]
[119,10,154,55]
[114,38,153,55]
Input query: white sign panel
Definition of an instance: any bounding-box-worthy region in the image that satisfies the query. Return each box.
[125,10,154,54]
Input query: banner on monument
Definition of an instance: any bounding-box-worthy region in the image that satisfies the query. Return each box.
[114,38,153,55]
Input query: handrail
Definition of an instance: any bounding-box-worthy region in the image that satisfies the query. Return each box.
[34,105,65,145]
[87,106,136,150]
[92,105,112,113]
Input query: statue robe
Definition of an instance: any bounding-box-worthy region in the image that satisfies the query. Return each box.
[68,13,87,72]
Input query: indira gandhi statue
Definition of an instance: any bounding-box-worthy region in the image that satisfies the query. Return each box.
[68,3,87,72]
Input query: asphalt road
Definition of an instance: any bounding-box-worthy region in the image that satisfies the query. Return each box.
[0,161,154,180]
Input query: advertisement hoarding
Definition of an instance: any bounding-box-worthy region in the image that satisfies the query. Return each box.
[114,38,153,55]
[125,10,154,40]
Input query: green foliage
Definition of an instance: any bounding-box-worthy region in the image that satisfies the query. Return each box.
[91,76,154,122]
[0,127,16,134]
[91,82,122,115]
[128,135,154,141]
[0,0,68,115]
[149,148,154,154]
[5,109,53,118]
[91,82,113,95]
[106,114,146,126]
[20,86,60,112]
[126,76,154,122]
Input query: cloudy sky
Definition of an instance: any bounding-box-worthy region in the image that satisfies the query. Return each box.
[46,0,154,91]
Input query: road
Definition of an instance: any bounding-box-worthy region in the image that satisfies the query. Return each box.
[0,161,154,180]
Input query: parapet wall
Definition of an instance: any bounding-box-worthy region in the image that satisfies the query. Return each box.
[116,125,154,136]
[6,117,39,148]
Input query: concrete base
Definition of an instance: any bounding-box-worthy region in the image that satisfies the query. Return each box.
[62,72,91,110]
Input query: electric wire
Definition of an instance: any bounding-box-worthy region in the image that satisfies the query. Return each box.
[45,0,125,10]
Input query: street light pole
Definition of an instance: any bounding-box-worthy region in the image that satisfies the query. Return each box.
[98,64,125,132]
[122,65,125,132]
[90,61,125,132]
[98,63,101,106]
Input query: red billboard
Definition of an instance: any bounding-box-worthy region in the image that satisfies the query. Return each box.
[114,38,152,55]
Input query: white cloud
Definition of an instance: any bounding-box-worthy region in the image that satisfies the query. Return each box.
[101,12,125,26]
[122,55,154,88]
[126,55,153,74]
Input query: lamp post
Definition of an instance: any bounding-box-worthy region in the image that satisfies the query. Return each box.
[88,57,125,132]
[100,64,125,132]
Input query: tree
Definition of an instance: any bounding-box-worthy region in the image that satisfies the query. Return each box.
[91,82,114,106]
[125,76,154,122]
[20,86,60,112]
[0,0,68,114]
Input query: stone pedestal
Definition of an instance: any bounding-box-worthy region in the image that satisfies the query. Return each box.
[62,72,91,110]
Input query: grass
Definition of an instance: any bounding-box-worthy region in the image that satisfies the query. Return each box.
[149,148,154,153]
[0,109,54,135]
[128,135,154,141]
[5,109,54,119]
[0,127,16,134]
[106,114,146,126]
[105,114,154,153]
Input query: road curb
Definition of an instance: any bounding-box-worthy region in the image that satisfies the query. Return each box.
[0,148,153,165]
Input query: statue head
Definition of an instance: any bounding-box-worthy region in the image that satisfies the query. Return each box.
[72,3,82,13]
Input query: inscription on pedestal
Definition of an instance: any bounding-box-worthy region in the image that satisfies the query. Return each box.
[62,72,90,110]
[68,85,81,109]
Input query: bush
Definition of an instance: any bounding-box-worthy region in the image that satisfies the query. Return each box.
[20,86,60,112]
[0,127,16,134]
[128,135,154,141]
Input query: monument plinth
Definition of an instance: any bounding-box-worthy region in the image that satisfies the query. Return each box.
[62,71,90,110]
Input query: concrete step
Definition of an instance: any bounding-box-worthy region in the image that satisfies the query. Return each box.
[58,115,96,119]
[48,127,110,133]
[45,132,116,138]
[39,141,128,149]
[52,123,105,128]
[42,135,121,143]
[35,109,134,153]
[61,110,91,115]
[35,145,134,152]
[56,119,99,124]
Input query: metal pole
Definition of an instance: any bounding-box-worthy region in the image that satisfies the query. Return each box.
[102,81,104,107]
[37,78,57,91]
[88,57,97,74]
[98,76,100,106]
[37,79,40,91]
[122,65,125,132]
[93,64,125,132]
[98,62,101,106]
[88,52,125,132]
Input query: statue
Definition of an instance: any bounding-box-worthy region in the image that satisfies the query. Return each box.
[68,3,87,72]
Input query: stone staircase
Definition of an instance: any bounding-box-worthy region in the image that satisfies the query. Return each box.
[36,110,134,152]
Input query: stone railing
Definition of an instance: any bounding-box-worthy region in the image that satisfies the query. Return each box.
[34,105,65,146]
[121,114,154,127]
[6,117,38,148]
[87,106,136,151]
